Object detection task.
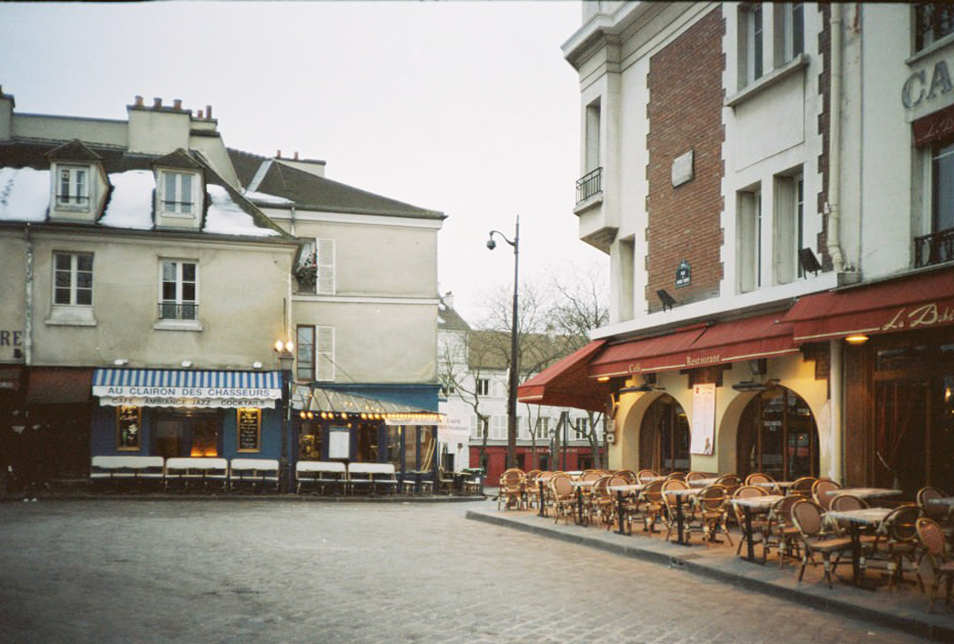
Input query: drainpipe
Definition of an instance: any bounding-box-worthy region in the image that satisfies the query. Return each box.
[23,223,33,366]
[829,339,844,484]
[826,3,847,273]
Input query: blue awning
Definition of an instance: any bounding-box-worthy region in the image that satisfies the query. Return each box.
[92,368,282,409]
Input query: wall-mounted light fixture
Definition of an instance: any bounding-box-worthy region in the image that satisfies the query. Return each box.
[657,289,676,311]
[113,358,128,366]
[799,248,822,277]
[845,334,869,345]
[181,360,193,368]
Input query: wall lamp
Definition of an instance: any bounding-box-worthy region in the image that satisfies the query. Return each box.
[845,334,869,345]
[657,289,676,311]
[799,248,822,277]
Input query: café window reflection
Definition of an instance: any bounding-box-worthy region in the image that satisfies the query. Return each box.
[117,406,141,451]
[737,385,818,480]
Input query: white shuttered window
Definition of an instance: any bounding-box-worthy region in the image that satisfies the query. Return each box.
[316,238,335,295]
[316,326,335,381]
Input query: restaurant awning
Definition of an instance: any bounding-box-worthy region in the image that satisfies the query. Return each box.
[517,340,608,412]
[686,312,796,366]
[587,326,706,378]
[25,368,93,404]
[92,368,283,408]
[294,385,443,425]
[783,267,954,343]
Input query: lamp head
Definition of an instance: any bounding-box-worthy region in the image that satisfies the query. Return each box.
[486,238,496,250]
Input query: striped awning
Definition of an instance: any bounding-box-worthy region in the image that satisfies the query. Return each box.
[92,368,283,409]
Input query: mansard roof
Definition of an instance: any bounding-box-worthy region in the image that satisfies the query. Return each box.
[45,139,102,162]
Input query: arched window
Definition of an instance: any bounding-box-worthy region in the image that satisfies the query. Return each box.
[639,394,690,474]
[737,386,818,480]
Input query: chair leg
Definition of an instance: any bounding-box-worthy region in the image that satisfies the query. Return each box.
[798,550,809,583]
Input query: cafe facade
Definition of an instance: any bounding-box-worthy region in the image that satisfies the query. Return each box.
[519,3,954,496]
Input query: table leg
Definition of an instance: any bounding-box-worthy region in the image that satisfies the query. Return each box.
[616,490,628,535]
[676,495,689,546]
[743,506,756,562]
[576,487,584,526]
[537,480,546,518]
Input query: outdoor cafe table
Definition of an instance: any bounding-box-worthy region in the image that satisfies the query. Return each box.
[825,488,902,503]
[688,477,719,488]
[824,506,893,589]
[754,481,795,493]
[729,495,787,563]
[570,480,596,526]
[664,487,704,546]
[607,483,648,535]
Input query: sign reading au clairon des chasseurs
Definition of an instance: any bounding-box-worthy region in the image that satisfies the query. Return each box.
[92,384,281,409]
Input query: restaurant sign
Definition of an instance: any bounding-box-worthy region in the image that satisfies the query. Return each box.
[881,302,954,333]
[97,394,276,409]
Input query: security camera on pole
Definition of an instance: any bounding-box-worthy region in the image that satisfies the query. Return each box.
[486,216,520,471]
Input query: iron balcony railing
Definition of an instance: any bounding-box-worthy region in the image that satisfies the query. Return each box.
[158,302,198,321]
[914,228,954,268]
[575,167,603,205]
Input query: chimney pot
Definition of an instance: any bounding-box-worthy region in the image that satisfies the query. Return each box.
[206,104,212,119]
[134,95,144,107]
[173,99,182,110]
[197,110,204,119]
[153,97,162,109]
[294,151,299,160]
[277,150,282,159]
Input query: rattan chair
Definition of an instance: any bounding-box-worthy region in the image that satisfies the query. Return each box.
[761,494,802,568]
[918,486,953,543]
[732,485,768,555]
[689,484,733,547]
[666,471,687,482]
[524,469,541,509]
[497,468,526,511]
[661,478,689,542]
[791,499,854,589]
[685,471,708,485]
[745,472,778,494]
[636,469,658,484]
[549,474,576,525]
[867,504,923,593]
[811,478,842,511]
[788,476,817,497]
[715,473,742,496]
[915,518,954,612]
[594,474,626,529]
[639,479,666,533]
[616,469,638,484]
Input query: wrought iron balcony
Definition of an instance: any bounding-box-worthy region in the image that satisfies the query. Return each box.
[914,228,954,268]
[158,302,198,320]
[576,167,603,205]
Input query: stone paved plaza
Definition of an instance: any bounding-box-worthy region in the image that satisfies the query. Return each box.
[0,499,932,643]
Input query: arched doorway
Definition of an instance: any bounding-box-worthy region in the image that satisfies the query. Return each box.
[639,394,690,474]
[737,385,818,480]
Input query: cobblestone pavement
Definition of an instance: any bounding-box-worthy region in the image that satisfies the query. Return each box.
[0,499,932,643]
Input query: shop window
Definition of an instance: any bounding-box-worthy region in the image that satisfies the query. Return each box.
[159,260,197,320]
[639,395,691,474]
[116,406,141,451]
[916,2,954,53]
[356,422,378,462]
[236,408,261,453]
[774,172,804,284]
[737,386,818,481]
[53,251,93,306]
[737,187,762,292]
[299,423,323,460]
[386,426,402,469]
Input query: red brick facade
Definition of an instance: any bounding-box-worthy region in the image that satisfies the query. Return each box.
[646,8,725,312]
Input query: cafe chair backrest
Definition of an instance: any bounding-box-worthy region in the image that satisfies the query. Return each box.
[917,486,950,521]
[791,499,825,538]
[637,469,658,483]
[812,479,841,510]
[829,493,867,512]
[745,472,775,486]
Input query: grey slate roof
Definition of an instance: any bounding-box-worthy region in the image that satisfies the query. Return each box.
[228,148,445,220]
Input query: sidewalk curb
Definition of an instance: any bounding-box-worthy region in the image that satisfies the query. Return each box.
[466,508,954,642]
[1,493,487,504]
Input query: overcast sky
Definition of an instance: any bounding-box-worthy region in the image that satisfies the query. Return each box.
[0,1,607,323]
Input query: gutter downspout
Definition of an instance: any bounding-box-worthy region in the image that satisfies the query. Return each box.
[829,339,844,484]
[826,3,847,273]
[24,223,33,366]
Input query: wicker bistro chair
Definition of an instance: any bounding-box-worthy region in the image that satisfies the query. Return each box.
[685,471,709,485]
[918,486,954,546]
[761,495,802,567]
[915,518,954,612]
[660,479,690,542]
[639,479,666,533]
[688,484,733,546]
[866,504,923,593]
[732,485,769,556]
[535,471,555,515]
[549,474,577,525]
[666,471,687,482]
[497,468,526,511]
[524,470,541,509]
[715,474,742,497]
[791,499,855,589]
[636,469,658,484]
[593,474,625,528]
[745,472,778,494]
[827,493,870,533]
[788,476,817,498]
[812,479,842,511]
[616,470,638,485]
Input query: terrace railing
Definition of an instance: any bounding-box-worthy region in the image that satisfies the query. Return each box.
[576,167,603,205]
[914,228,954,268]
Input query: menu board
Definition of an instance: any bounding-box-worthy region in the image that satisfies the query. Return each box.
[117,405,141,450]
[237,408,261,452]
[690,383,716,455]
[328,426,350,460]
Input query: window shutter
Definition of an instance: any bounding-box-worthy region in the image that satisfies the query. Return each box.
[316,326,335,381]
[316,238,335,295]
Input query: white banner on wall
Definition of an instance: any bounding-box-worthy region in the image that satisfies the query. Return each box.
[690,383,716,455]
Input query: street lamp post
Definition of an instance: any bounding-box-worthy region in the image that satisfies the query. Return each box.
[274,339,295,492]
[487,216,520,471]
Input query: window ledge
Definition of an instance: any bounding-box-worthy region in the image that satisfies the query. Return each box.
[725,53,809,109]
[153,319,203,332]
[45,306,97,327]
[907,34,954,66]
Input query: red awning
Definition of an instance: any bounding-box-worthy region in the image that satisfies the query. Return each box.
[25,368,93,405]
[587,326,706,378]
[686,312,797,366]
[517,340,609,412]
[783,267,954,343]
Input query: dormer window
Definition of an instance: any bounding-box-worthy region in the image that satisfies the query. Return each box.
[56,166,90,209]
[161,171,195,215]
